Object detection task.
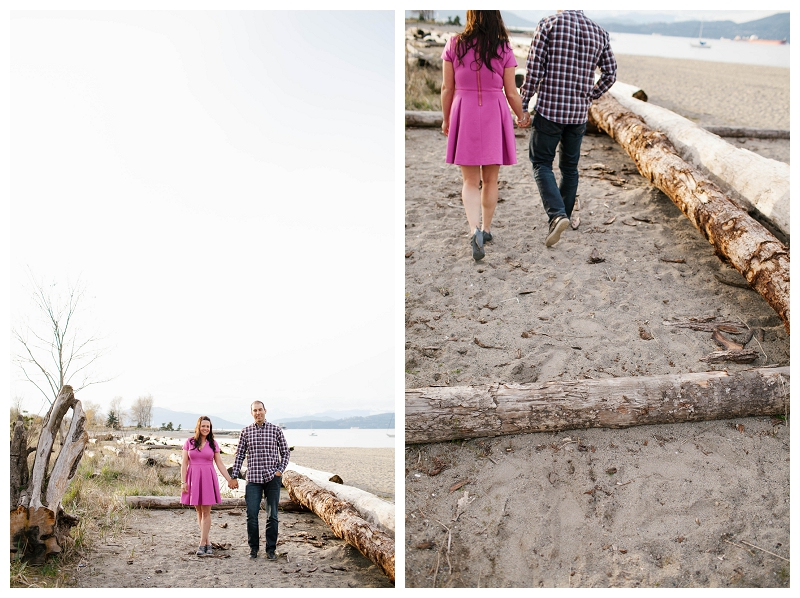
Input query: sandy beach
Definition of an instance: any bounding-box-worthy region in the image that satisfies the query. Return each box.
[73,441,394,588]
[404,55,790,588]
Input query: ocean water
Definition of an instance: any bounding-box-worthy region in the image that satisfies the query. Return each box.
[283,428,396,449]
[510,31,789,68]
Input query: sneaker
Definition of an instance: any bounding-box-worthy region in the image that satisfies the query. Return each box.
[470,227,485,261]
[482,230,493,243]
[249,551,258,560]
[266,550,277,560]
[204,545,213,557]
[196,545,206,556]
[545,216,569,247]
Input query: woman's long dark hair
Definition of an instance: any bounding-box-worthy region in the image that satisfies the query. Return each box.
[455,10,510,74]
[191,416,217,452]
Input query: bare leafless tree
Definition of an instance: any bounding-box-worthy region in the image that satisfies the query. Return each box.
[13,274,112,412]
[130,394,154,428]
[107,395,126,429]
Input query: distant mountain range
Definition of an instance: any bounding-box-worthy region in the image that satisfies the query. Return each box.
[146,406,394,431]
[411,11,789,43]
[595,13,789,42]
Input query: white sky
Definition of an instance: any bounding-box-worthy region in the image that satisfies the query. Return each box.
[9,9,397,420]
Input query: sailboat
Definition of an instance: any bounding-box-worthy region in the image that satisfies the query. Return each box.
[386,414,395,438]
[691,21,711,48]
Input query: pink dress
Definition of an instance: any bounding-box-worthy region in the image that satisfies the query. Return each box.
[180,438,222,506]
[442,36,518,165]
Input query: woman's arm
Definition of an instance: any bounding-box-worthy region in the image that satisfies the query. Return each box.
[441,59,455,135]
[503,66,529,126]
[180,450,189,493]
[214,451,232,481]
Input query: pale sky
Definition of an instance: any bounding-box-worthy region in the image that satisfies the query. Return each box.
[9,10,397,420]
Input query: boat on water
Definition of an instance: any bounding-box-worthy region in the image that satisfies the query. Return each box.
[691,21,711,49]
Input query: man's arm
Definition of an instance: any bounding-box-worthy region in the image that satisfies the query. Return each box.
[276,430,290,475]
[591,40,617,100]
[231,431,247,479]
[521,19,550,112]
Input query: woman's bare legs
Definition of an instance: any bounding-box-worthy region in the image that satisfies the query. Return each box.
[196,505,212,546]
[480,164,500,234]
[460,165,482,233]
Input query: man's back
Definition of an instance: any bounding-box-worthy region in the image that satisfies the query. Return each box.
[522,10,616,124]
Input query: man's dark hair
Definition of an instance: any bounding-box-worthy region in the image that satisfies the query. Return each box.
[251,400,265,410]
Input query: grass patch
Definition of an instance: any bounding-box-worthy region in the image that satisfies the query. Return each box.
[406,52,443,111]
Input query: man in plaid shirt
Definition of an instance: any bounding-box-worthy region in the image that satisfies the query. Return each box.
[520,10,617,247]
[231,401,290,560]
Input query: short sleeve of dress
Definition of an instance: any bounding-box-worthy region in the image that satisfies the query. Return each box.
[183,438,193,451]
[502,43,518,69]
[441,35,456,62]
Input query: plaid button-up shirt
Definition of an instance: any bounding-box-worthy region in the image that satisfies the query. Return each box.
[521,10,617,124]
[231,421,290,484]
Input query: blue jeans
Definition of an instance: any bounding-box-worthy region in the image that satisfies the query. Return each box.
[529,112,586,223]
[245,476,281,553]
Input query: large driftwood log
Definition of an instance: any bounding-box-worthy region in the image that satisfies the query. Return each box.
[606,85,790,239]
[588,93,790,334]
[406,367,789,444]
[282,470,395,583]
[10,386,88,563]
[287,462,395,535]
[10,415,33,506]
[125,496,308,512]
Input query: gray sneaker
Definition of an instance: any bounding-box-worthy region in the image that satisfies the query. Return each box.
[196,545,206,556]
[545,216,569,247]
[204,545,213,557]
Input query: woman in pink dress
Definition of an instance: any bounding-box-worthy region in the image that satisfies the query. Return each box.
[441,10,530,261]
[181,416,238,556]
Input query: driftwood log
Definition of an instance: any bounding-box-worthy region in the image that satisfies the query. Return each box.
[282,470,395,583]
[125,496,308,512]
[606,84,790,239]
[10,385,88,563]
[588,92,790,334]
[406,367,789,444]
[287,462,394,534]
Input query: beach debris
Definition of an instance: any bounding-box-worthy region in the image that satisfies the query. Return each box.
[548,472,558,485]
[736,424,745,433]
[505,256,529,272]
[588,248,605,263]
[633,216,654,223]
[662,317,744,333]
[660,257,686,263]
[571,215,581,229]
[605,468,617,475]
[603,216,616,225]
[405,250,414,258]
[474,337,503,349]
[449,479,470,493]
[639,326,654,340]
[700,349,758,364]
[415,540,435,550]
[453,491,476,521]
[438,287,450,297]
[712,328,744,351]
[622,219,637,226]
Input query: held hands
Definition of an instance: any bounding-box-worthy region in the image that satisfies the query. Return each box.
[516,112,532,128]
[227,478,239,489]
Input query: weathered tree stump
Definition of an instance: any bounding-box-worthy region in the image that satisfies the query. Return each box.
[10,385,88,564]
